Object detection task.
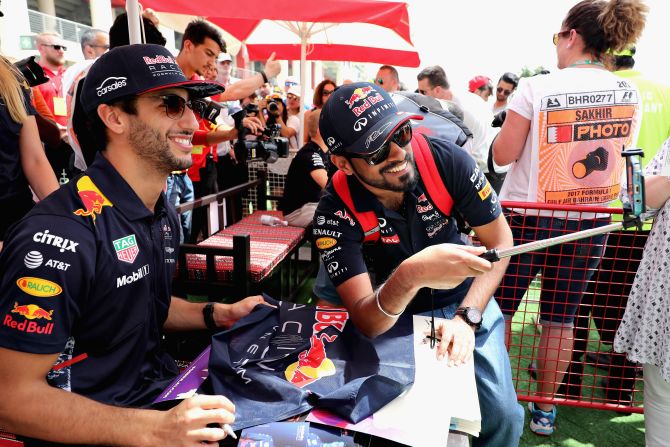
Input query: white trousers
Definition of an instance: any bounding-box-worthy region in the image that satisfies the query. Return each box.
[644,363,670,447]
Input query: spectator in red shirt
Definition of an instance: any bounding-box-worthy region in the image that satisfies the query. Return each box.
[35,31,68,128]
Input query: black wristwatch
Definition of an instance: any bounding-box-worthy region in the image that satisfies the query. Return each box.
[456,307,482,330]
[203,302,217,331]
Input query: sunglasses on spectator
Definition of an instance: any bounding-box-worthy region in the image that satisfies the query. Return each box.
[497,87,512,96]
[348,122,413,166]
[552,30,570,46]
[322,89,334,96]
[43,44,67,51]
[374,78,384,85]
[152,94,204,120]
[88,44,110,50]
[287,93,299,100]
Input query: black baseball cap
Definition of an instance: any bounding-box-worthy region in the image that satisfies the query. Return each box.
[319,81,421,156]
[80,43,224,115]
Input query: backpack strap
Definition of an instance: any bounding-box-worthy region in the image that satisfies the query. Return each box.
[332,171,380,243]
[411,134,453,216]
[331,134,453,243]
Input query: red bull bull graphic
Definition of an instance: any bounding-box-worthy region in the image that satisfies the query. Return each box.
[4,302,55,334]
[344,86,385,117]
[16,277,62,297]
[73,176,113,221]
[283,307,348,388]
[284,334,336,387]
[11,302,53,320]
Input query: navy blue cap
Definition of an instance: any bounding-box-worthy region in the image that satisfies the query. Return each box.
[80,43,224,114]
[319,82,421,156]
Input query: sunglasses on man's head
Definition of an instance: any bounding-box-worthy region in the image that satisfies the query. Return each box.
[497,87,512,96]
[44,44,67,51]
[153,94,204,120]
[348,122,413,166]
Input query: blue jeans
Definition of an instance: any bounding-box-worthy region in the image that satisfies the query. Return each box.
[418,299,524,446]
[497,213,609,324]
[166,173,194,244]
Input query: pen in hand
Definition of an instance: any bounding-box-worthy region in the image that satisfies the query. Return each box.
[222,423,237,440]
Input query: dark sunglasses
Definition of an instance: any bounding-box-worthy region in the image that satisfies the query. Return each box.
[497,87,512,96]
[154,94,203,119]
[44,44,67,51]
[552,30,570,46]
[287,93,299,100]
[322,89,334,96]
[88,44,110,50]
[374,78,384,85]
[349,122,413,166]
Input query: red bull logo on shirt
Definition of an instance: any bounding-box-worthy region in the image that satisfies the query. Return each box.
[4,302,55,334]
[73,176,113,222]
[11,302,53,320]
[16,277,62,297]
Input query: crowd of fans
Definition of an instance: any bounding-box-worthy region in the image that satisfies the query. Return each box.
[1,0,670,445]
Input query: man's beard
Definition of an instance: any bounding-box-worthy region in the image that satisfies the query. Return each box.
[351,152,417,193]
[128,118,192,173]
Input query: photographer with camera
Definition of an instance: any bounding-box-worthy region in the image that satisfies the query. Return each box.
[174,19,280,242]
[262,93,300,152]
[232,102,289,165]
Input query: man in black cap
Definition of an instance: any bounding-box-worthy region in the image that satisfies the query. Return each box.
[313,82,523,446]
[0,44,266,446]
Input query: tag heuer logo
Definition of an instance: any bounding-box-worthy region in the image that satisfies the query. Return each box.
[112,234,139,263]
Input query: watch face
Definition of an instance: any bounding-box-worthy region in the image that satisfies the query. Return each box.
[466,307,482,324]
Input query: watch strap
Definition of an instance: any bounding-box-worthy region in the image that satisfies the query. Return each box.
[203,302,217,331]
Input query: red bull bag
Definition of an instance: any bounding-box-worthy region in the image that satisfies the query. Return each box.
[204,296,415,430]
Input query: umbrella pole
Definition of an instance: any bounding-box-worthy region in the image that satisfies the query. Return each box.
[125,0,142,45]
[298,32,307,148]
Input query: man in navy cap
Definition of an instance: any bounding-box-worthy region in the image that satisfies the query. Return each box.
[0,44,266,446]
[313,82,523,446]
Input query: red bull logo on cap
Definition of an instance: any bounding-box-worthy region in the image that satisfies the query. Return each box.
[345,86,385,117]
[4,302,55,334]
[73,176,113,222]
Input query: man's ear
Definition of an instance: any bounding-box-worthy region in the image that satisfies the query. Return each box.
[97,103,125,136]
[330,154,354,175]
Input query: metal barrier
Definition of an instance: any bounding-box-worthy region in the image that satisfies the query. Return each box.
[495,201,648,414]
[28,9,92,44]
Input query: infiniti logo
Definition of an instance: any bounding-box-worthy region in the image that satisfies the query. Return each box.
[327,262,339,273]
[353,117,368,131]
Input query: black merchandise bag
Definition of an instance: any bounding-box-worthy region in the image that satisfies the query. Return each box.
[204,297,415,430]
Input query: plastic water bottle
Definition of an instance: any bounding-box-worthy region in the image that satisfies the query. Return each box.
[260,215,288,226]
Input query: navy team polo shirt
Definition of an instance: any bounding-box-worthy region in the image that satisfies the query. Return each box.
[313,136,502,313]
[0,152,180,407]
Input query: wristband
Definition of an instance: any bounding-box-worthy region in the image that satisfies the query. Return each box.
[259,70,269,83]
[203,302,217,331]
[375,284,404,319]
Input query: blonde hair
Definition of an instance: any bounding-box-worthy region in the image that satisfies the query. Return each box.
[36,31,62,46]
[0,56,29,124]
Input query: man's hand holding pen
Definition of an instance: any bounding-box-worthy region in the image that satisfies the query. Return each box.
[426,317,475,366]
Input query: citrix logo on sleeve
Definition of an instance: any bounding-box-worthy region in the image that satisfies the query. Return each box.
[32,230,78,253]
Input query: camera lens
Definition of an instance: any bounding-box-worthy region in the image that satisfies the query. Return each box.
[267,101,279,113]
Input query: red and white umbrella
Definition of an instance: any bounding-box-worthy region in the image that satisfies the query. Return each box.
[126,0,420,139]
